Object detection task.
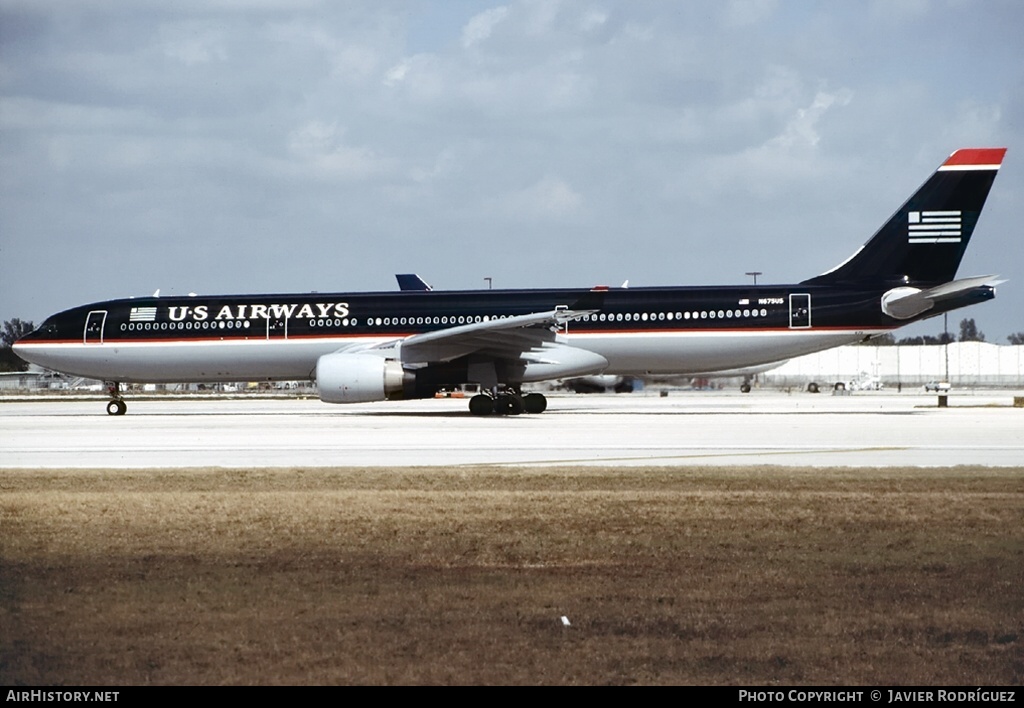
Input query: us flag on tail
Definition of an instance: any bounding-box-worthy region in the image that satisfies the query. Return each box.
[908,211,962,243]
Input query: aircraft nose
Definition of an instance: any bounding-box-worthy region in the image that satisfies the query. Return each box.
[12,324,42,346]
[10,338,33,368]
[11,322,48,365]
[12,334,36,356]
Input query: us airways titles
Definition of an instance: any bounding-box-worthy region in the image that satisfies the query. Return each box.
[166,302,351,322]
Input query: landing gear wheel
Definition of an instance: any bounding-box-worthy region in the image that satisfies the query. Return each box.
[470,389,544,416]
[522,393,548,414]
[807,382,820,393]
[104,382,127,415]
[469,394,494,416]
[495,394,524,416]
[740,383,751,393]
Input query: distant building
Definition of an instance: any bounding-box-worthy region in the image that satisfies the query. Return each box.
[0,368,101,391]
[0,370,47,390]
[764,343,1024,388]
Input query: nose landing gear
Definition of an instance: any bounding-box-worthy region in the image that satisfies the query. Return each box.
[105,382,127,416]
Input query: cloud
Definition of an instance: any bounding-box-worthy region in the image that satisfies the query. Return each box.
[675,85,854,206]
[383,59,411,86]
[491,175,584,220]
[159,26,228,66]
[286,121,393,180]
[869,0,930,22]
[461,6,509,48]
[724,0,778,26]
[940,100,1003,145]
[579,9,608,33]
[767,88,854,150]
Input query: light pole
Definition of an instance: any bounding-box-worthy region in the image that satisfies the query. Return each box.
[944,312,950,383]
[745,271,762,285]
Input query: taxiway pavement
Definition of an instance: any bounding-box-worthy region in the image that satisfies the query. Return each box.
[2,390,1022,468]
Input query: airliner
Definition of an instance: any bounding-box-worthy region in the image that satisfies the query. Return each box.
[14,147,1007,416]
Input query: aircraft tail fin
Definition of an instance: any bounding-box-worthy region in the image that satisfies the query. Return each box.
[803,148,1006,287]
[396,274,433,291]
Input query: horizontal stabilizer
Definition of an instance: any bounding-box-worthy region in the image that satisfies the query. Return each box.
[881,275,1003,320]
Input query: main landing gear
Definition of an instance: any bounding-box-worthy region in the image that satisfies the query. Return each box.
[739,374,754,393]
[468,388,548,416]
[105,382,127,416]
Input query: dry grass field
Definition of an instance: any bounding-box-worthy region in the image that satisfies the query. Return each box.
[1,466,1021,685]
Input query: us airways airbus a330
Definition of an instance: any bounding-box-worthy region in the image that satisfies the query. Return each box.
[14,147,1007,416]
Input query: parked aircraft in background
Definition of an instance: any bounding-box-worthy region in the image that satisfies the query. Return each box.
[561,357,785,394]
[560,374,640,394]
[14,148,1006,416]
[395,274,432,292]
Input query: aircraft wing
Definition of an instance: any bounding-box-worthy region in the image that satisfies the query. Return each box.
[329,291,609,384]
[384,307,598,365]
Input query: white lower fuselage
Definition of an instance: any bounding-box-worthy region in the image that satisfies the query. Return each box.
[16,328,874,384]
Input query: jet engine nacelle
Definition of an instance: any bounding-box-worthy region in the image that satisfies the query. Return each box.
[316,352,409,404]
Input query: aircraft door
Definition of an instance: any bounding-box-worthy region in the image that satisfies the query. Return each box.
[84,310,107,343]
[789,294,811,329]
[267,317,288,339]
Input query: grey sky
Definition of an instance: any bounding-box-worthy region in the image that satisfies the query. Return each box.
[2,0,1021,340]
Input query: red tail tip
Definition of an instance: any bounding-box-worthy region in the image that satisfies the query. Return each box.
[943,148,1007,167]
